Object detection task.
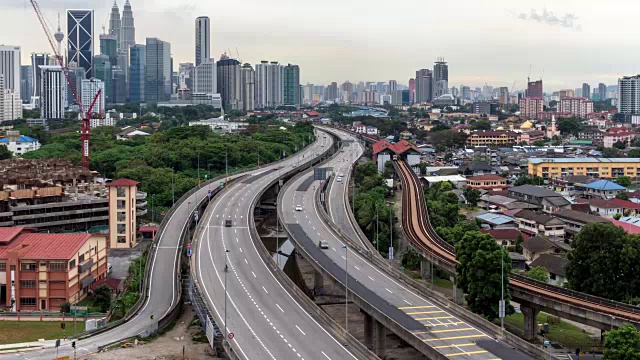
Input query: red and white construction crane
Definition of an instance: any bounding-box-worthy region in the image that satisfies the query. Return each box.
[30,0,101,168]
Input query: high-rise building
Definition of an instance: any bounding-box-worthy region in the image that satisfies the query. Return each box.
[67,10,94,77]
[66,62,86,107]
[20,65,32,103]
[255,61,283,108]
[100,34,118,66]
[178,63,195,91]
[93,55,112,103]
[31,53,50,98]
[526,79,543,98]
[326,82,338,102]
[598,83,607,101]
[499,87,509,105]
[40,66,66,119]
[435,80,448,98]
[194,58,216,94]
[0,75,23,122]
[558,97,594,118]
[120,0,135,52]
[519,97,544,119]
[241,63,255,111]
[216,57,242,110]
[111,67,127,104]
[283,64,300,106]
[145,38,171,102]
[81,78,105,115]
[461,86,471,100]
[128,44,145,102]
[389,80,397,92]
[434,57,448,83]
[195,17,210,67]
[108,1,121,50]
[415,69,433,103]
[408,78,415,103]
[0,46,21,95]
[582,83,591,100]
[618,75,640,115]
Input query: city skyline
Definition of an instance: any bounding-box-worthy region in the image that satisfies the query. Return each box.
[2,0,638,90]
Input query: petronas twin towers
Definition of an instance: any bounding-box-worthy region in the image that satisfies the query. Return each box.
[108,0,135,80]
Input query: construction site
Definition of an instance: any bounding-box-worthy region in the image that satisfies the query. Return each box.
[0,158,148,232]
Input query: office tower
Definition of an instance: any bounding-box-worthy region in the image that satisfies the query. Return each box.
[178,63,195,91]
[93,55,112,103]
[109,1,121,49]
[408,78,415,103]
[598,83,607,101]
[112,67,127,104]
[66,62,86,107]
[326,82,338,101]
[67,9,94,77]
[255,61,284,108]
[341,81,353,94]
[100,34,118,65]
[120,0,135,52]
[499,87,509,105]
[526,79,543,97]
[389,80,397,92]
[241,63,255,111]
[575,88,582,98]
[434,57,448,82]
[216,57,242,110]
[618,75,640,114]
[20,65,32,103]
[195,17,210,67]
[81,78,105,115]
[415,69,433,103]
[31,53,50,98]
[582,83,591,100]
[482,85,493,100]
[435,80,448,98]
[461,86,471,100]
[0,45,21,94]
[194,58,216,94]
[128,44,145,102]
[283,64,300,106]
[145,38,171,102]
[40,66,66,119]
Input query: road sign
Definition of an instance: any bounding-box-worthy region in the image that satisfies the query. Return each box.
[228,332,234,340]
[498,300,505,318]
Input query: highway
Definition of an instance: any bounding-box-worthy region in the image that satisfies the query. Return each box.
[194,130,361,360]
[280,129,533,359]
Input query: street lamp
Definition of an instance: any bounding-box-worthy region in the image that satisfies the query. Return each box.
[224,249,230,341]
[343,244,349,335]
[500,244,505,331]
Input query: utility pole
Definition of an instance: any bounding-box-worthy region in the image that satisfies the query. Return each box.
[343,244,349,335]
[224,249,230,341]
[151,194,154,223]
[171,169,175,206]
[500,245,505,331]
[197,152,200,186]
[376,205,379,253]
[226,148,229,179]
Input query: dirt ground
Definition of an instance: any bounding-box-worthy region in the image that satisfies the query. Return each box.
[87,307,219,360]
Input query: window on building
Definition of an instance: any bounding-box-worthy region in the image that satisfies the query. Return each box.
[20,263,37,272]
[117,224,126,234]
[48,262,66,272]
[117,211,126,222]
[117,236,126,243]
[69,259,76,270]
[0,262,5,271]
[20,298,36,306]
[117,200,126,209]
[79,254,85,263]
[20,280,36,288]
[117,186,126,198]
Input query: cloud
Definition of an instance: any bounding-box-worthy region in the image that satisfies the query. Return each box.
[516,8,582,30]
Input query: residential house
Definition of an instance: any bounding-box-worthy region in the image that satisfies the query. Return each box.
[522,234,569,262]
[528,254,569,286]
[577,127,604,145]
[510,252,527,272]
[117,127,150,140]
[508,185,571,213]
[466,174,509,191]
[553,209,611,237]
[0,135,41,156]
[480,194,538,212]
[586,199,624,218]
[366,126,378,136]
[480,228,524,246]
[549,175,597,196]
[583,180,627,199]
[476,213,516,229]
[603,127,636,148]
[514,210,565,240]
[458,162,496,176]
[354,123,366,134]
[518,130,545,145]
[609,199,640,216]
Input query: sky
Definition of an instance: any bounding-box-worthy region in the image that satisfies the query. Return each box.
[1,0,638,91]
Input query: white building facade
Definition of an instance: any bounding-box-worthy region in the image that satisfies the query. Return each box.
[40,66,66,119]
[194,58,216,94]
[81,78,105,115]
[0,45,21,95]
[618,75,640,115]
[255,61,283,108]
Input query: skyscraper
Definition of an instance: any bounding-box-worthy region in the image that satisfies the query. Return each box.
[598,83,607,101]
[0,45,21,94]
[216,57,242,110]
[582,83,591,100]
[195,17,210,67]
[326,82,338,101]
[66,62,86,108]
[526,80,543,98]
[93,55,112,103]
[81,78,105,115]
[255,61,283,108]
[67,9,94,77]
[389,80,397,92]
[434,58,448,82]
[40,66,66,119]
[241,63,255,111]
[112,67,127,104]
[283,64,300,106]
[31,53,49,98]
[618,75,640,115]
[100,34,118,66]
[145,38,171,102]
[408,78,415,103]
[108,1,121,50]
[128,44,145,102]
[415,69,433,103]
[120,0,135,52]
[20,65,32,103]
[194,58,216,94]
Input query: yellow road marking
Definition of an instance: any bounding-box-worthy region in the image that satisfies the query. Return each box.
[423,334,487,342]
[430,327,475,333]
[432,343,476,349]
[427,322,466,327]
[410,310,446,315]
[399,305,436,310]
[447,350,488,356]
[416,316,455,321]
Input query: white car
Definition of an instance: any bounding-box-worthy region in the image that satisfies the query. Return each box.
[295,205,303,211]
[337,177,342,183]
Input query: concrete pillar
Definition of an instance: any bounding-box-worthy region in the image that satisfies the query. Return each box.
[313,269,324,296]
[420,257,432,280]
[374,320,386,358]
[363,312,374,350]
[451,276,463,305]
[521,305,540,341]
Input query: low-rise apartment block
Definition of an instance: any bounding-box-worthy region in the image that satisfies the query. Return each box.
[466,131,517,146]
[529,158,640,181]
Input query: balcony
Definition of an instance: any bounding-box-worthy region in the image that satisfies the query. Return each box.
[136,209,148,216]
[136,192,147,200]
[78,258,93,273]
[136,201,147,208]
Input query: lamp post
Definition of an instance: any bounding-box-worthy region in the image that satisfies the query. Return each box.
[500,244,505,331]
[151,194,155,223]
[224,249,230,341]
[375,205,379,253]
[171,169,175,206]
[342,244,349,335]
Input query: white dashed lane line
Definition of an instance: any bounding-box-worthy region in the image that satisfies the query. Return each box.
[296,325,306,336]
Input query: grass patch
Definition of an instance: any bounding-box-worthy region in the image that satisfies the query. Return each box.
[76,296,101,313]
[433,276,453,289]
[0,321,86,345]
[503,312,599,349]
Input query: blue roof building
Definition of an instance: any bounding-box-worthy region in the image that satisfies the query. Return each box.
[0,135,41,156]
[583,179,626,199]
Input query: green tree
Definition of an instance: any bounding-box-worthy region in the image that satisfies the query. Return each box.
[60,302,71,314]
[93,285,112,313]
[604,323,640,360]
[455,231,514,320]
[515,232,524,254]
[514,176,545,186]
[617,176,632,188]
[526,266,549,283]
[533,140,546,147]
[614,141,627,150]
[469,120,491,131]
[628,149,640,158]
[604,147,621,158]
[614,213,623,220]
[400,248,421,270]
[617,192,630,201]
[0,145,12,160]
[557,118,583,135]
[463,186,481,208]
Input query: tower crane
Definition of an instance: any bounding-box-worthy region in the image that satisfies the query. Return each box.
[30,0,101,168]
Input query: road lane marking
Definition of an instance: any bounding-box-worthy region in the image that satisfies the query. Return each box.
[399,305,434,310]
[252,271,256,278]
[446,350,489,356]
[262,286,269,294]
[414,316,455,321]
[403,300,411,305]
[276,304,284,312]
[432,343,475,349]
[368,276,375,282]
[427,322,466,327]
[385,288,393,294]
[244,258,248,264]
[321,351,332,360]
[429,327,475,333]
[296,325,306,336]
[422,334,487,342]
[407,309,439,314]
[354,266,360,271]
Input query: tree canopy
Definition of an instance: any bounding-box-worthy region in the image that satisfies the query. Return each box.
[526,266,549,283]
[604,323,640,360]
